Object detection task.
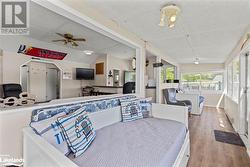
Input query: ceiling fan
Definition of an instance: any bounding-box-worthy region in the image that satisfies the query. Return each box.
[52,33,86,47]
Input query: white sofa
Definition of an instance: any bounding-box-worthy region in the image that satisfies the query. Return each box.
[176,92,204,115]
[23,99,190,167]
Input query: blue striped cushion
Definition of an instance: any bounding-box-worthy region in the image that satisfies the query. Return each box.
[139,97,152,118]
[120,98,143,122]
[57,107,96,157]
[31,95,136,122]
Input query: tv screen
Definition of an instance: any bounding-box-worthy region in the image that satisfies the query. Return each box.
[76,68,94,80]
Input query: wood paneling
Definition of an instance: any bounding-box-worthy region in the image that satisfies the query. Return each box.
[188,107,250,167]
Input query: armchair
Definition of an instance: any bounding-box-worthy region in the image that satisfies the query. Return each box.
[163,88,192,115]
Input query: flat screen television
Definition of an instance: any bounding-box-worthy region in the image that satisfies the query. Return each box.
[76,68,94,80]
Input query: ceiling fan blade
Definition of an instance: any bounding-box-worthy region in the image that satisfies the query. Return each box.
[72,38,86,41]
[56,33,65,38]
[52,39,66,42]
[72,41,78,47]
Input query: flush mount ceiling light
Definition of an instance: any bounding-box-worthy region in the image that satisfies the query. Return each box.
[194,58,199,65]
[84,50,94,55]
[159,4,181,28]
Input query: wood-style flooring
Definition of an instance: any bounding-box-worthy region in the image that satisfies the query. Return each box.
[187,107,250,167]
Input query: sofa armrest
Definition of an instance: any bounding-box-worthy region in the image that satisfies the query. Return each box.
[152,103,188,128]
[23,128,78,167]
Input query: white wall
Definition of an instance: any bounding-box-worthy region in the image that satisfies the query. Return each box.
[224,26,250,155]
[0,49,3,98]
[146,56,156,81]
[92,54,132,86]
[224,95,240,131]
[0,35,92,98]
[0,49,2,84]
[107,55,132,86]
[180,63,225,73]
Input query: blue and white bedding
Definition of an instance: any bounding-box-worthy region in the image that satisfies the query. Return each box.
[69,118,187,167]
[29,95,136,155]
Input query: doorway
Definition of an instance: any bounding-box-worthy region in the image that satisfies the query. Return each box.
[21,61,61,102]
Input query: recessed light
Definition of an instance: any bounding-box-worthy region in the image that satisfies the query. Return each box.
[194,58,199,65]
[84,50,94,55]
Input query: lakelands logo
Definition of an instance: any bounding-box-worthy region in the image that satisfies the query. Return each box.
[0,154,24,166]
[0,0,29,35]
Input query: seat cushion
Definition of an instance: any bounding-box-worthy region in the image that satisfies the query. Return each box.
[70,118,187,167]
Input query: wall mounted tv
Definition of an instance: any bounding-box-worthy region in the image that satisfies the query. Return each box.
[76,68,94,80]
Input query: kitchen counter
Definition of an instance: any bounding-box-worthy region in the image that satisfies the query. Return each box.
[93,85,123,88]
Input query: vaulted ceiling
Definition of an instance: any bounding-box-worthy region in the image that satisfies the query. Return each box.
[84,0,250,63]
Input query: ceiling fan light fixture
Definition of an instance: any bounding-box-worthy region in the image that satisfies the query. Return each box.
[84,50,94,55]
[170,15,176,22]
[159,4,180,28]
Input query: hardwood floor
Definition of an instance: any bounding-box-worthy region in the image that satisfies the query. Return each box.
[187,107,250,167]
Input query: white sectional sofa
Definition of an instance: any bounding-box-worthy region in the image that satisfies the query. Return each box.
[23,95,190,167]
[176,92,205,115]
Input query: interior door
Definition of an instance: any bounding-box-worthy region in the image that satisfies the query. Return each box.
[29,62,47,102]
[46,68,59,101]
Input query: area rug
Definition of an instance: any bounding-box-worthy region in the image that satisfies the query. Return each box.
[214,130,245,146]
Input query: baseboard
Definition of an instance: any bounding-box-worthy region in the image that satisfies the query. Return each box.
[204,105,224,109]
[240,134,250,157]
[247,148,250,157]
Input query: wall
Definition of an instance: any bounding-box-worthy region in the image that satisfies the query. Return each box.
[224,95,240,131]
[107,55,132,86]
[92,54,132,86]
[0,49,2,85]
[180,63,225,73]
[0,49,3,98]
[179,63,225,108]
[224,26,250,155]
[0,35,92,99]
[146,56,156,81]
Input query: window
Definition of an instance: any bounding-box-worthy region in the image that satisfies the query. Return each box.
[226,57,240,101]
[181,72,223,92]
[227,63,233,97]
[161,65,176,82]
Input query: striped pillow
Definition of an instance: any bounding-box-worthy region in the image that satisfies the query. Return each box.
[120,98,143,122]
[139,97,152,118]
[57,107,96,157]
